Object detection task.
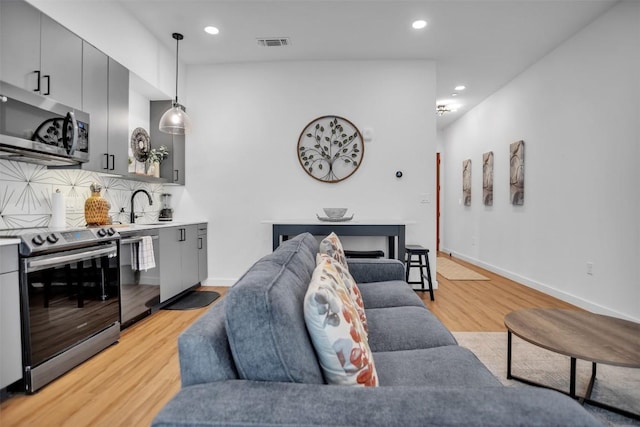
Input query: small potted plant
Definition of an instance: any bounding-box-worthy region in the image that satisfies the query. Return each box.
[147,145,169,178]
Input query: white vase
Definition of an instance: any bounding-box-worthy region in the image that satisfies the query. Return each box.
[152,161,160,178]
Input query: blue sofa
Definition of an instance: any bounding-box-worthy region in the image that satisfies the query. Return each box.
[153,233,600,426]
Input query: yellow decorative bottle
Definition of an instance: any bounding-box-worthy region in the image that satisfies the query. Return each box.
[84,182,109,226]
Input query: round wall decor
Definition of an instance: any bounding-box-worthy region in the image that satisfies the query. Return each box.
[297,116,364,183]
[130,127,150,162]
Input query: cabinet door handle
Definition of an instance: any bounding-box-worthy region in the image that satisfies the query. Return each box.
[198,237,203,250]
[110,154,115,170]
[103,153,109,170]
[43,75,51,95]
[33,70,40,92]
[173,170,179,183]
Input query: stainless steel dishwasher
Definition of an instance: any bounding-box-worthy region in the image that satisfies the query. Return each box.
[119,228,160,328]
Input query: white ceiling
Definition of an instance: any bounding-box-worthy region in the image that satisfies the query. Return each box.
[118,0,618,129]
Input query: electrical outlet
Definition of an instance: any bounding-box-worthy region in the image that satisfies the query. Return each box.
[586,262,593,276]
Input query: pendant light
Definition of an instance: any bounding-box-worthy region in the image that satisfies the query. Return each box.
[159,33,192,135]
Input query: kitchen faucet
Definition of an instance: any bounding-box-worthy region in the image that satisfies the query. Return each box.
[130,189,153,223]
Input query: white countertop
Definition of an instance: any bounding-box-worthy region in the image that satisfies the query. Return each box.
[0,238,20,247]
[108,220,207,232]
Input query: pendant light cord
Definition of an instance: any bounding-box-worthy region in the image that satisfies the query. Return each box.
[175,34,180,105]
[172,33,184,106]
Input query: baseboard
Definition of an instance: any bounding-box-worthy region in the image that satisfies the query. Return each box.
[440,248,639,323]
[201,278,235,287]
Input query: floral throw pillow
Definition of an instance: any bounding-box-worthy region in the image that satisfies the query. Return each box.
[304,258,378,387]
[319,232,349,270]
[317,253,368,334]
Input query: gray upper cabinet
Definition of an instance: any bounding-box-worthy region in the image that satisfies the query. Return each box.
[151,100,186,185]
[39,14,82,108]
[82,48,129,175]
[82,42,109,172]
[0,0,40,89]
[0,0,82,109]
[106,58,130,175]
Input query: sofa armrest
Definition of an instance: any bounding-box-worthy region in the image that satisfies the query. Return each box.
[153,381,601,427]
[178,301,238,387]
[347,258,405,283]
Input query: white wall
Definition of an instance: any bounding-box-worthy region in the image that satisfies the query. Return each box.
[441,1,640,321]
[173,60,437,284]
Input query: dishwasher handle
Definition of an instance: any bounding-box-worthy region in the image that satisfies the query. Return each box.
[120,235,159,245]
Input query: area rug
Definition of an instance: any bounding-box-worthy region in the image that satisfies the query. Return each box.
[436,257,489,280]
[162,290,220,310]
[453,332,640,426]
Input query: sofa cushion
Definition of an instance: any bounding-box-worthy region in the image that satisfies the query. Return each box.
[153,382,603,427]
[317,253,368,333]
[365,306,457,352]
[304,257,378,386]
[319,232,348,270]
[347,258,406,283]
[373,346,500,387]
[358,280,425,309]
[262,233,318,285]
[225,233,325,384]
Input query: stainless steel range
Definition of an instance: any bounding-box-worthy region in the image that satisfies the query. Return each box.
[0,226,121,393]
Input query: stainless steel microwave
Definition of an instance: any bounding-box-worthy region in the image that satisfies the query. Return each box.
[0,81,89,166]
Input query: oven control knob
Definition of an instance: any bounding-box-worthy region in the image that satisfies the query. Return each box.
[97,228,107,237]
[32,235,45,246]
[107,227,116,236]
[46,234,59,244]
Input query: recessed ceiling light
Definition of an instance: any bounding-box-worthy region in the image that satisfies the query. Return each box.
[451,93,458,97]
[412,20,427,30]
[454,85,466,91]
[204,26,220,35]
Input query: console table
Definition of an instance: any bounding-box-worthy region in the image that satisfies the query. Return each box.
[267,220,411,261]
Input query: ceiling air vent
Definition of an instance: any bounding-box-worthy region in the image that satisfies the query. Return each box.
[257,38,290,47]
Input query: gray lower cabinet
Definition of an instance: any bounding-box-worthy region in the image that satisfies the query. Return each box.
[150,100,186,185]
[0,245,22,389]
[197,224,208,283]
[159,225,199,302]
[0,0,82,109]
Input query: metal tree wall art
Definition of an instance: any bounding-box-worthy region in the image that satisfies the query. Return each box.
[297,116,364,183]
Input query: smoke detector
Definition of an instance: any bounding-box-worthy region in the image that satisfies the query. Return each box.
[257,38,291,47]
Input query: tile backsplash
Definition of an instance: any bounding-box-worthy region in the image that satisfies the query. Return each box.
[0,159,163,229]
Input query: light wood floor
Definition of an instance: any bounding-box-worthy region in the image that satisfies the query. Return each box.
[421,253,580,332]
[0,256,578,426]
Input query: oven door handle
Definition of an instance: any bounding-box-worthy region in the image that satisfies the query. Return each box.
[27,246,117,270]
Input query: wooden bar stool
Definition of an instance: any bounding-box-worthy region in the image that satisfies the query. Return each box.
[405,245,434,300]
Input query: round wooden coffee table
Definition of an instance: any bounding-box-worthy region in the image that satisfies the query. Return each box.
[504,308,640,420]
